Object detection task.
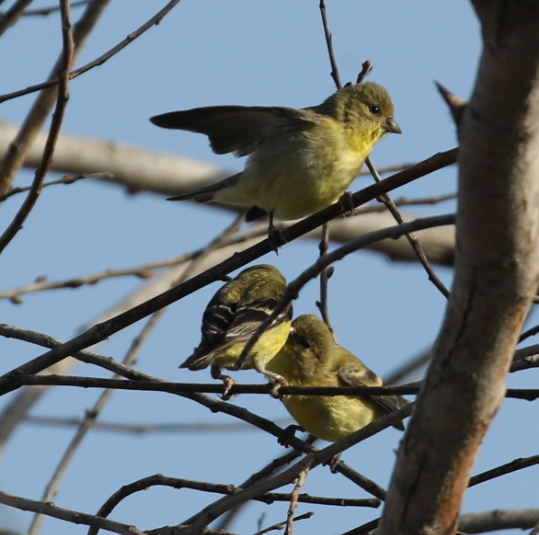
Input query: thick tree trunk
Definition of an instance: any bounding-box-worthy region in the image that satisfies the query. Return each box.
[379,2,539,534]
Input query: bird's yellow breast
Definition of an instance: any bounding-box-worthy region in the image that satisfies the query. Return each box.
[283,393,383,442]
[267,344,386,442]
[216,117,382,220]
[212,321,291,370]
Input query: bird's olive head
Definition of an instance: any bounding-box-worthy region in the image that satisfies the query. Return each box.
[325,81,402,135]
[288,314,335,366]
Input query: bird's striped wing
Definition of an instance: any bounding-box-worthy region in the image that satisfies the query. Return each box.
[222,296,292,342]
[150,105,320,156]
[337,363,401,417]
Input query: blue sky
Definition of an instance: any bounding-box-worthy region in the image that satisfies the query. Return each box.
[1,1,538,534]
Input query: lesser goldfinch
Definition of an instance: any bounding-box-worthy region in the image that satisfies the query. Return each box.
[266,314,405,441]
[151,81,401,232]
[180,265,292,388]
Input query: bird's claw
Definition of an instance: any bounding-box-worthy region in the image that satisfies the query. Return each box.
[268,227,286,254]
[338,191,355,215]
[268,375,288,398]
[221,376,238,400]
[278,424,305,447]
[324,453,342,473]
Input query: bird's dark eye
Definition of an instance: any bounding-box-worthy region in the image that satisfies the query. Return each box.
[369,105,381,114]
[299,338,311,350]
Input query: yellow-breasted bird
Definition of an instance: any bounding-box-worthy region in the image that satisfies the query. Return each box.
[180,265,292,391]
[266,314,406,442]
[150,81,401,239]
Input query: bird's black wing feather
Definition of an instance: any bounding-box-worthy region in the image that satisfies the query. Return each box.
[150,105,319,156]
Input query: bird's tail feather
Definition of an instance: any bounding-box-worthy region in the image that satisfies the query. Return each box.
[179,347,213,370]
[167,173,241,203]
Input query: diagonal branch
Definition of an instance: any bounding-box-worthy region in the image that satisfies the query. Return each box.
[0,0,111,196]
[0,0,73,255]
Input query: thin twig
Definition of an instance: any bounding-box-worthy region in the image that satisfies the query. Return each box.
[9,374,421,396]
[0,0,73,255]
[519,323,539,342]
[468,453,539,488]
[0,0,182,105]
[23,415,292,434]
[213,436,319,532]
[286,457,314,535]
[0,0,111,197]
[0,0,34,37]
[253,512,314,535]
[316,223,336,338]
[0,172,111,202]
[317,0,340,335]
[217,438,322,533]
[365,157,450,299]
[351,192,456,216]
[319,0,342,89]
[87,471,376,535]
[20,0,88,16]
[12,374,538,402]
[0,490,146,535]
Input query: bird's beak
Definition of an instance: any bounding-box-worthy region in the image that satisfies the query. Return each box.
[384,118,402,134]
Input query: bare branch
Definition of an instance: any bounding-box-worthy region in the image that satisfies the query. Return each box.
[19,0,89,16]
[458,509,539,534]
[0,0,111,196]
[0,0,182,106]
[468,453,539,488]
[318,0,342,89]
[23,415,290,434]
[285,457,313,535]
[0,0,34,37]
[0,490,146,535]
[88,473,377,535]
[0,172,110,202]
[316,223,336,337]
[0,0,73,254]
[253,512,314,535]
[365,157,450,298]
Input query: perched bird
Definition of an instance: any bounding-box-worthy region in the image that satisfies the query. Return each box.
[267,314,406,442]
[180,265,293,392]
[151,81,401,241]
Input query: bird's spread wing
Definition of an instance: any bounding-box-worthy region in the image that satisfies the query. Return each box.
[150,105,320,156]
[337,363,401,416]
